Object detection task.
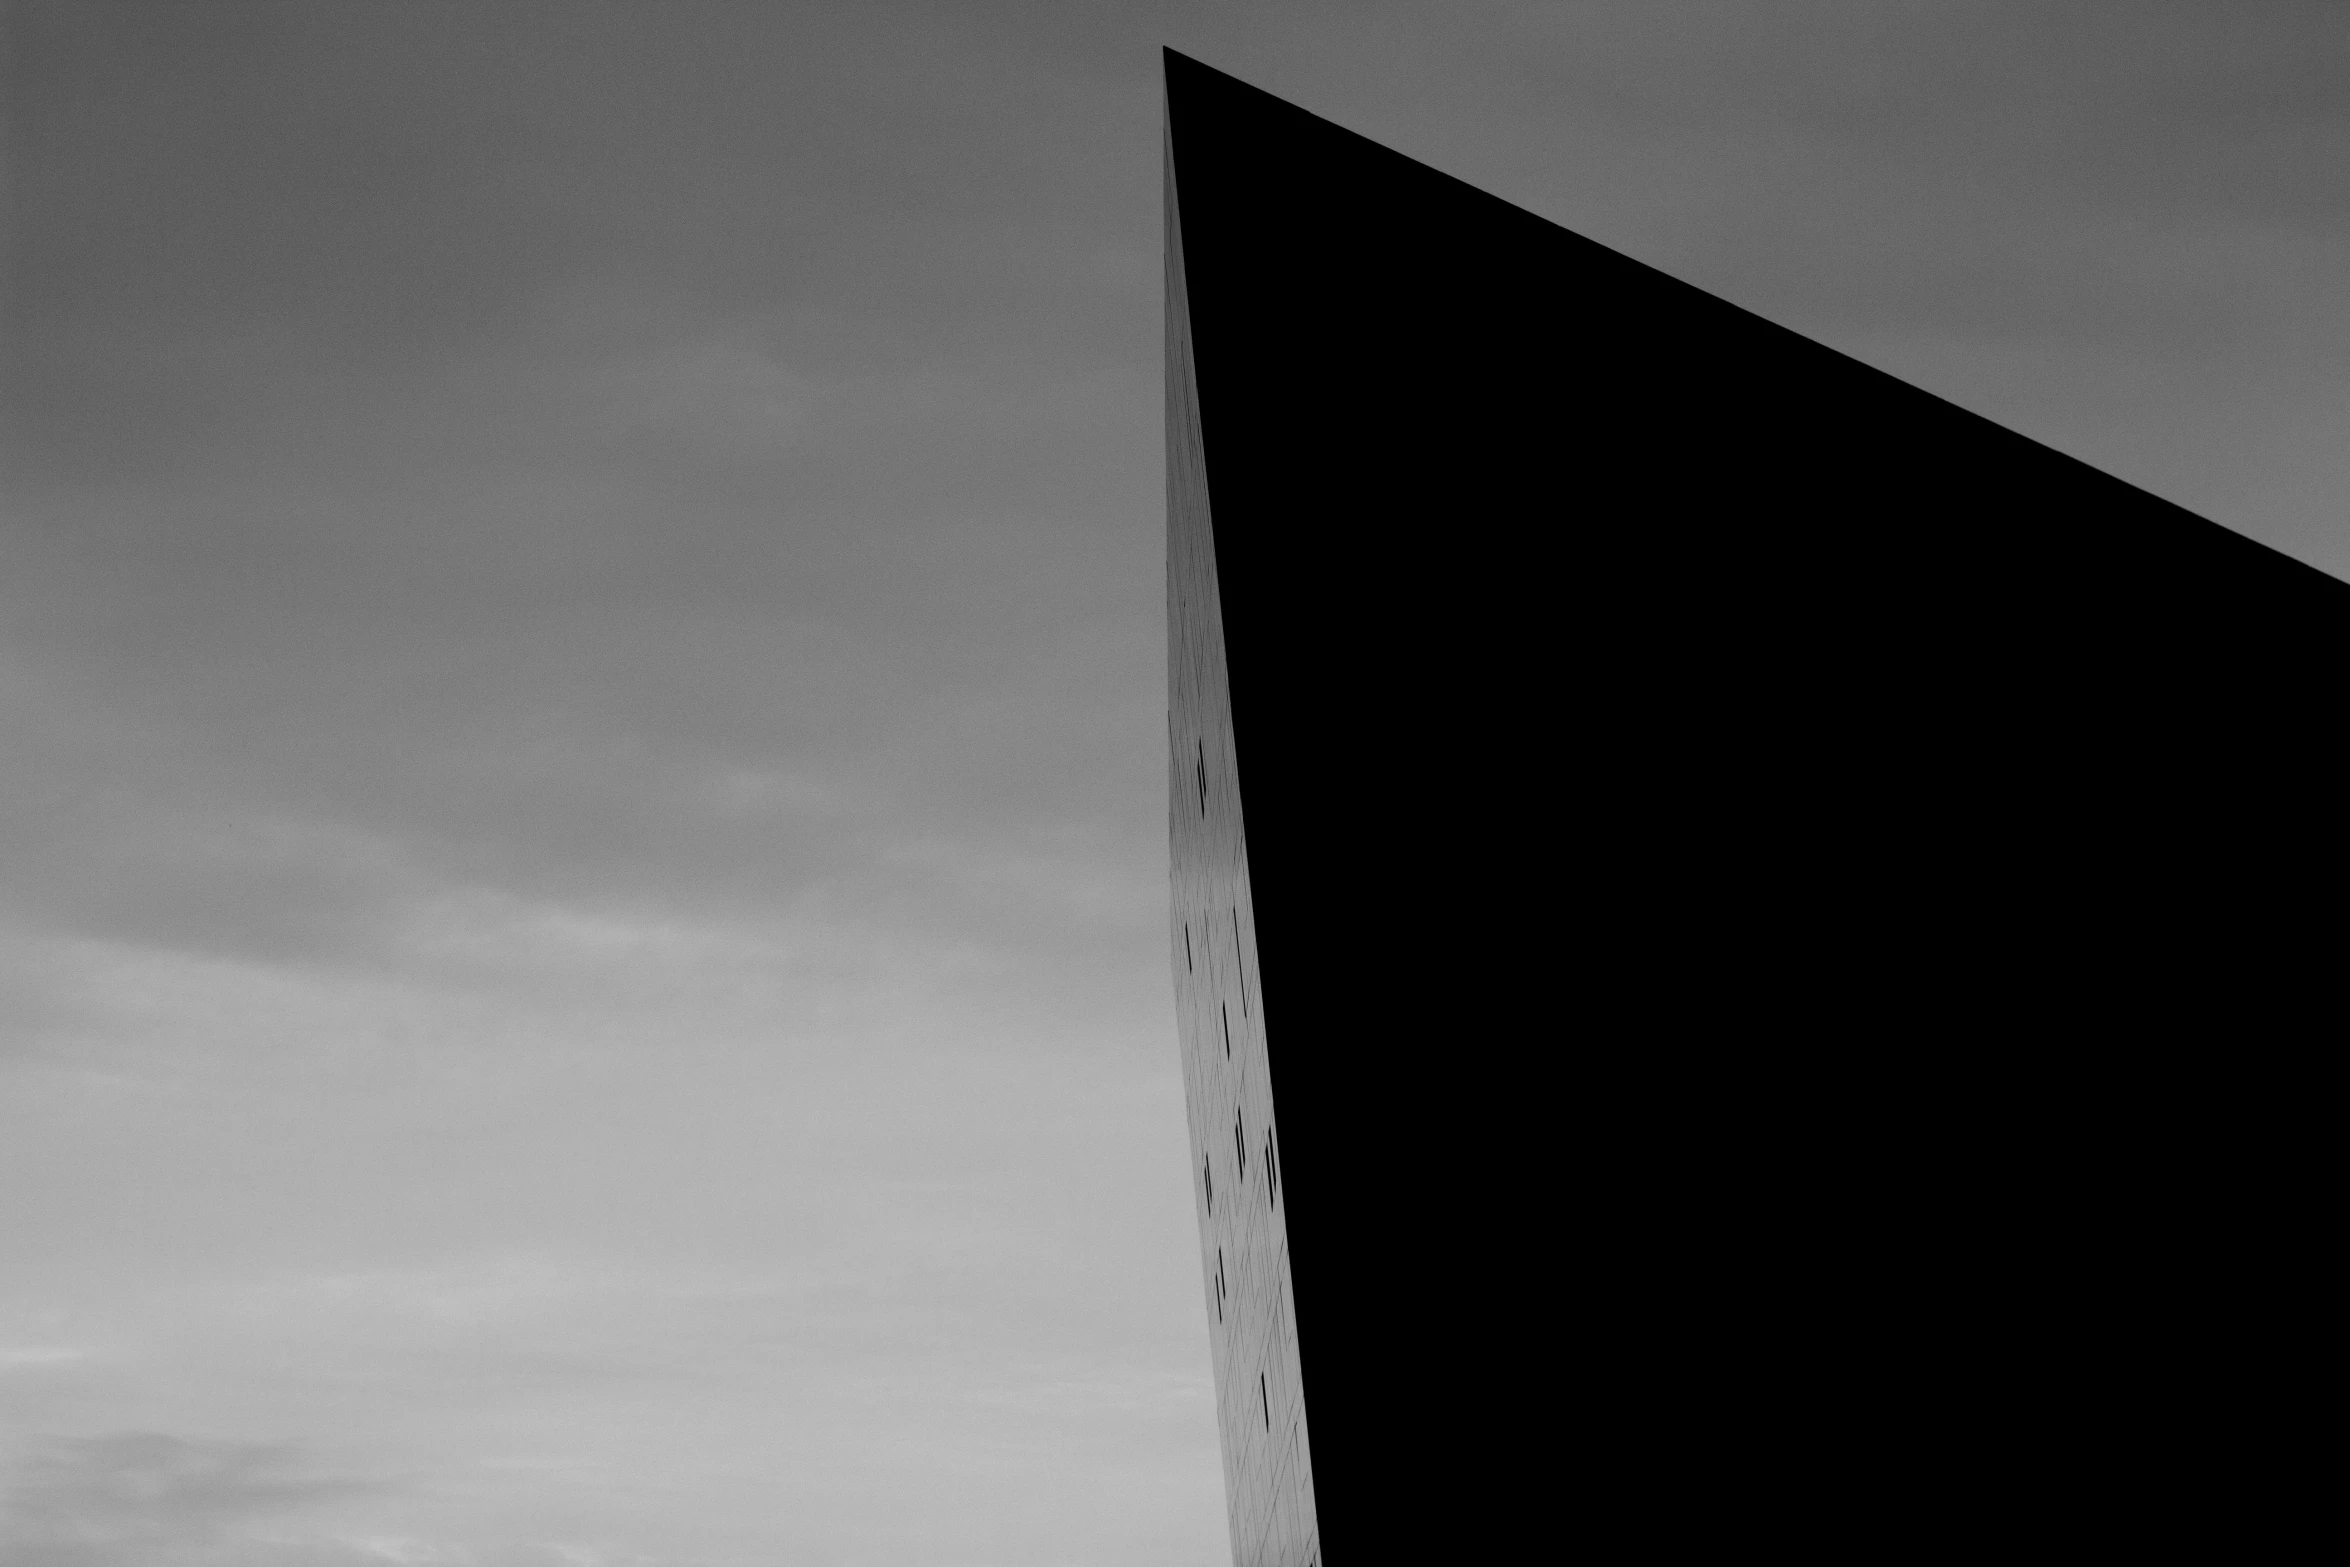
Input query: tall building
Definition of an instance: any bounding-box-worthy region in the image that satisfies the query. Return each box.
[1165,48,2345,1563]
[1165,72,1310,1565]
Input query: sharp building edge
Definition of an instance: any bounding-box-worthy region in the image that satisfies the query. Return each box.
[1166,86,1317,1567]
[1163,47,2345,1560]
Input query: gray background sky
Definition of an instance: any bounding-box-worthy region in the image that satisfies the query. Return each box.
[3,3,2344,1563]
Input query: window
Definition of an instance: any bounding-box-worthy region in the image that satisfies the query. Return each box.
[1260,1372,1269,1430]
[1235,1109,1246,1177]
[1221,1003,1231,1059]
[1184,924,1192,973]
[1203,1156,1212,1215]
[1196,739,1208,816]
[1232,908,1247,1015]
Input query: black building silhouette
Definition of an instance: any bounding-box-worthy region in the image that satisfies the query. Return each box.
[1164,47,2344,1563]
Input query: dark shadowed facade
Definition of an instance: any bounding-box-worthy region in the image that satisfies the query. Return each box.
[1164,47,2344,1562]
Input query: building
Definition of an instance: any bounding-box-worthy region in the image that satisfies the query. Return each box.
[1163,47,2346,1563]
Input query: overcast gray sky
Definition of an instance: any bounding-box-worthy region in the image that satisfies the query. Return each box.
[3,3,2344,1563]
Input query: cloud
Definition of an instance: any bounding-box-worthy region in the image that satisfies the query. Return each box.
[0,1432,386,1560]
[0,1429,629,1567]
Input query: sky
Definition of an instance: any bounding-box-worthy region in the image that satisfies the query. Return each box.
[2,2,2344,1562]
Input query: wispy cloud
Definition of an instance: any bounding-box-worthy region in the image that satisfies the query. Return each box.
[0,1432,387,1560]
